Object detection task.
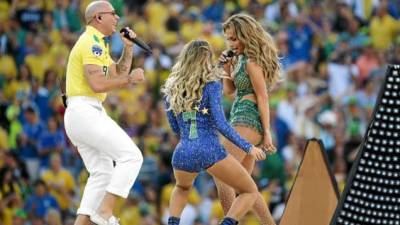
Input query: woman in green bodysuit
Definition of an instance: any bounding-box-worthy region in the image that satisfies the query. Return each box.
[214,13,280,225]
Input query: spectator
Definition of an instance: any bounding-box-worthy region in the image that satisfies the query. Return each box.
[41,153,75,218]
[19,106,44,180]
[37,116,65,168]
[12,0,44,32]
[369,0,400,50]
[24,179,59,219]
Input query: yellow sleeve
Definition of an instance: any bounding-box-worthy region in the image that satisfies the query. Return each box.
[80,38,106,66]
[211,200,224,220]
[187,189,201,205]
[393,18,400,33]
[2,207,13,225]
[108,56,114,66]
[160,184,173,209]
[41,171,50,182]
[65,172,76,191]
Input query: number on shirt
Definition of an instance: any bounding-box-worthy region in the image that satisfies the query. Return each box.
[102,66,108,76]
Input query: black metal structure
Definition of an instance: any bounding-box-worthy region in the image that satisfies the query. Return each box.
[330,65,400,225]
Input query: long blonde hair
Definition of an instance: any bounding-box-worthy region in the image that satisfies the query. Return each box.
[162,40,222,114]
[223,14,281,87]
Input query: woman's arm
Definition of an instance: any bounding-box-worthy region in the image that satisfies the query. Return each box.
[246,61,274,149]
[222,76,236,95]
[219,51,236,95]
[163,99,180,135]
[207,82,252,153]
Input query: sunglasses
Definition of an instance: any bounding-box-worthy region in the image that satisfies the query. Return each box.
[98,11,117,17]
[87,11,118,24]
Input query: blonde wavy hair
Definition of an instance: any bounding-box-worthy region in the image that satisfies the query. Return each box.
[223,13,281,87]
[162,40,222,114]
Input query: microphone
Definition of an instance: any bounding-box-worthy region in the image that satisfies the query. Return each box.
[218,50,234,67]
[120,28,152,54]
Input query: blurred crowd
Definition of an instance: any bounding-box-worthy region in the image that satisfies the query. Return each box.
[0,0,399,224]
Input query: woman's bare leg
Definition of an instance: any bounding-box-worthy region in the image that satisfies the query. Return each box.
[214,126,276,225]
[169,169,198,217]
[207,154,258,220]
[242,152,275,225]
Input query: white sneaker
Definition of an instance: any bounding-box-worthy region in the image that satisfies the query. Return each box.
[90,213,120,225]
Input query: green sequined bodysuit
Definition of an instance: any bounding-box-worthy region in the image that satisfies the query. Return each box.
[229,54,263,134]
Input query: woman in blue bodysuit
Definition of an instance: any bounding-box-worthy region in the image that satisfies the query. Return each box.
[162,40,266,225]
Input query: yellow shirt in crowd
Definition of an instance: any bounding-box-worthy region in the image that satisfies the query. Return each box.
[25,52,55,82]
[370,14,400,50]
[41,169,76,210]
[66,26,113,102]
[0,55,17,79]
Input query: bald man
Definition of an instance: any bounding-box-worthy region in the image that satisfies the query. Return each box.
[64,1,144,225]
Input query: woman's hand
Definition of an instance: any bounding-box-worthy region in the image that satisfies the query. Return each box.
[249,146,267,161]
[219,50,233,73]
[262,130,276,154]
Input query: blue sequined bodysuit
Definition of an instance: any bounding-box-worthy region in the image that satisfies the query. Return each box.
[165,81,252,172]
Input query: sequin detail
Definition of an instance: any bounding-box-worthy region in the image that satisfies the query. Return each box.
[164,81,252,172]
[230,54,263,135]
[230,99,263,134]
[233,55,254,95]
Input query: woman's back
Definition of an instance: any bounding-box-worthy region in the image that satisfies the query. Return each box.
[164,81,252,172]
[174,81,221,140]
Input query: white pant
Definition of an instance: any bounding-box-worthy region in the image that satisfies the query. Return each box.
[64,96,143,216]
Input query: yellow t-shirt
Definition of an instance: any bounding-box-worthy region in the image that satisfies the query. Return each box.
[210,199,224,221]
[3,79,30,102]
[1,207,13,225]
[0,55,17,78]
[145,1,169,34]
[120,205,141,225]
[66,26,113,102]
[370,14,400,50]
[25,51,55,82]
[41,169,76,210]
[0,2,10,23]
[200,34,226,53]
[181,21,203,42]
[0,126,8,150]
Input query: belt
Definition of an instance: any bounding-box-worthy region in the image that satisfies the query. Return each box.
[66,96,103,109]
